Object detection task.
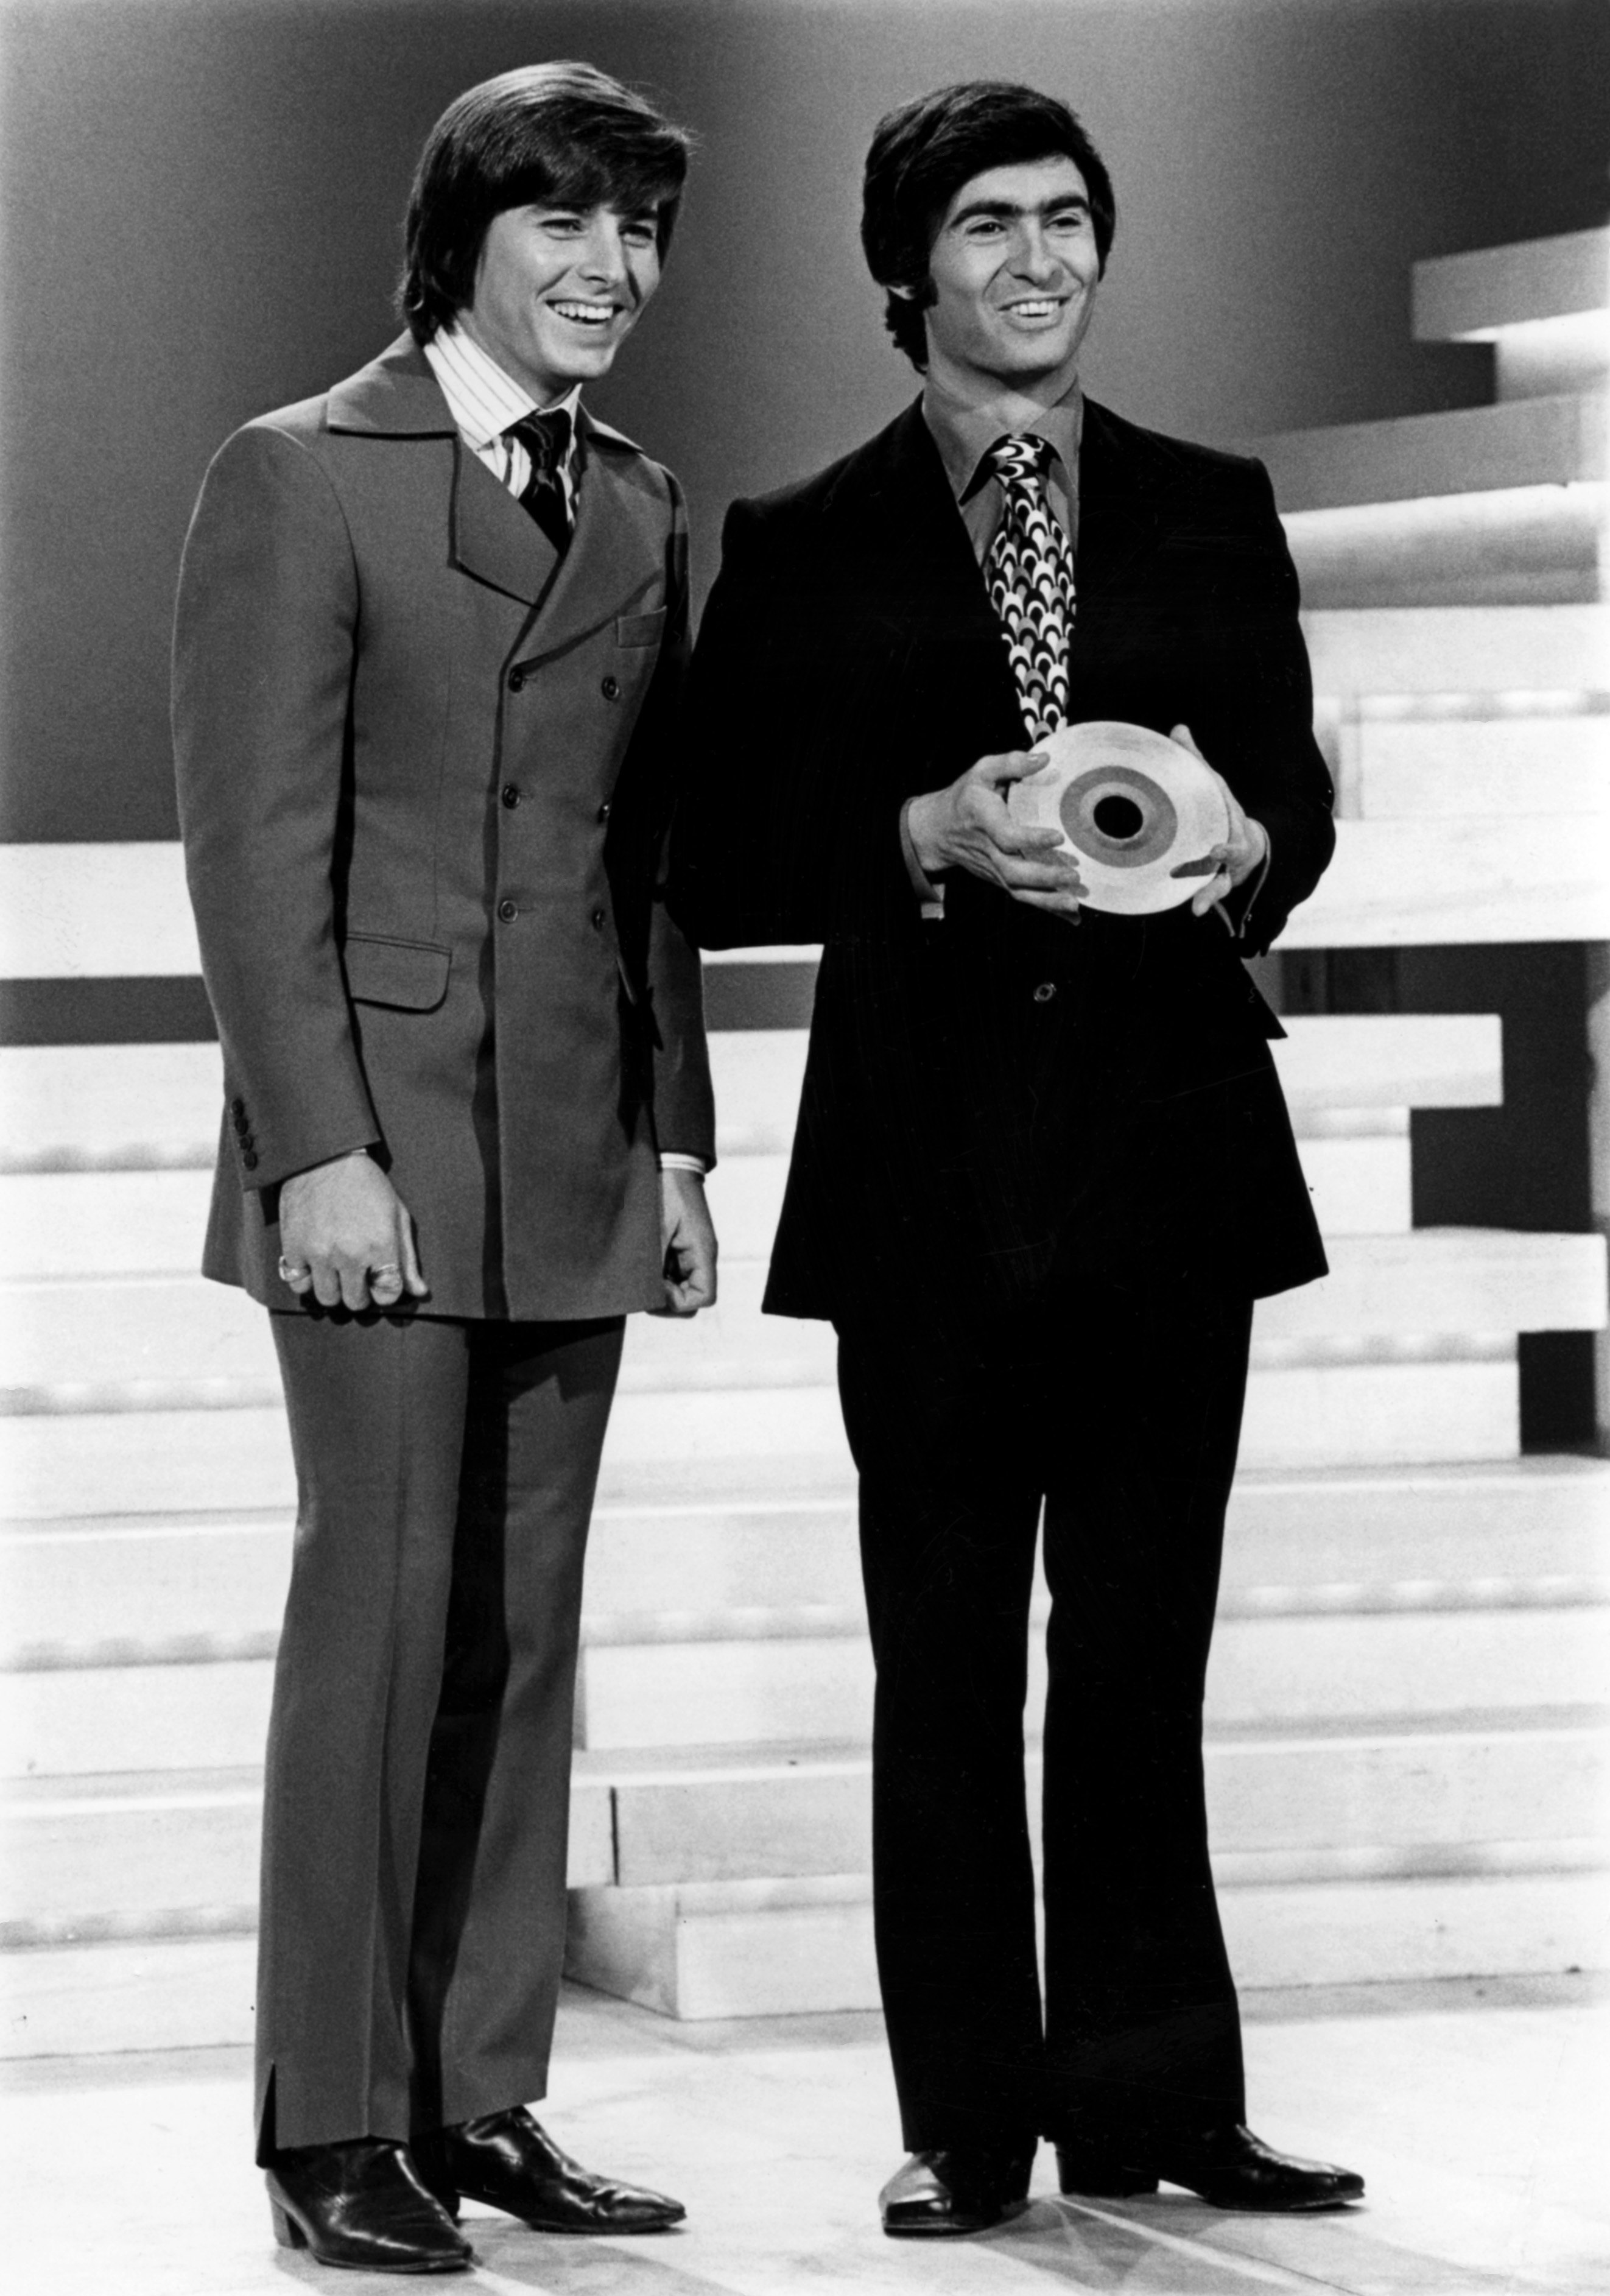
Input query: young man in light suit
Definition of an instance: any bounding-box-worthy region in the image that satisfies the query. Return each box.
[175,63,715,2273]
[672,80,1361,2237]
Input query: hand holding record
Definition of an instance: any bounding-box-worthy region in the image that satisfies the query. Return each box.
[1005,719,1266,918]
[906,748,1088,921]
[1165,724,1270,915]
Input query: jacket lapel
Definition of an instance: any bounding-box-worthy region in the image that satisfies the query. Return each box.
[1074,396,1190,606]
[843,404,1022,753]
[450,446,563,609]
[326,334,648,619]
[843,397,1199,741]
[508,409,664,664]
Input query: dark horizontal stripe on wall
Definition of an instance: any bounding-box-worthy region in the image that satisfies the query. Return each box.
[0,963,820,1046]
[0,977,219,1046]
[702,962,818,1032]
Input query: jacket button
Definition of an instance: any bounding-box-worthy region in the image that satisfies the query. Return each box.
[230,1097,245,1116]
[242,1150,259,1171]
[508,669,526,692]
[1033,982,1057,1004]
[501,783,520,808]
[597,801,611,823]
[497,898,518,923]
[591,907,606,931]
[600,675,621,701]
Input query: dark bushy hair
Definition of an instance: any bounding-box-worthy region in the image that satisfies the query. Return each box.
[400,61,692,343]
[861,81,1116,370]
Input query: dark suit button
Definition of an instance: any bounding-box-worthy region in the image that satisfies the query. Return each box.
[508,669,526,692]
[230,1097,245,1116]
[1033,982,1057,1004]
[597,801,611,823]
[591,907,606,931]
[242,1150,259,1171]
[241,1132,255,1150]
[497,898,518,923]
[601,675,621,701]
[501,783,521,808]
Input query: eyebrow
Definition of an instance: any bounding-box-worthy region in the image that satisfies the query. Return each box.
[947,194,1091,228]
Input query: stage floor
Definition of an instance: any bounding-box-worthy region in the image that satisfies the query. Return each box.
[7,1976,1606,2294]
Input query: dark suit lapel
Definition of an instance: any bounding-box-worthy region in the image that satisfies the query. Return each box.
[846,403,1023,749]
[1074,396,1188,605]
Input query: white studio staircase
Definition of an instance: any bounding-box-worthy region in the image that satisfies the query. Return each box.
[3,226,1609,2057]
[2,1016,1606,2049]
[1265,225,1610,948]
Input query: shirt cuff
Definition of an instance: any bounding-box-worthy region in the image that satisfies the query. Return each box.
[658,1152,709,1175]
[1218,831,1273,938]
[899,797,947,920]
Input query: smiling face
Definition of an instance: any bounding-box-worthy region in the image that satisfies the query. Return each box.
[916,155,1101,400]
[460,200,663,403]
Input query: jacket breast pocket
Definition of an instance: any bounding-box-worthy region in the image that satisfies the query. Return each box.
[616,607,667,650]
[342,933,451,1012]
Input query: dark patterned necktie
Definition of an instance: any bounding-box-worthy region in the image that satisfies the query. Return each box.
[984,434,1077,742]
[505,409,572,553]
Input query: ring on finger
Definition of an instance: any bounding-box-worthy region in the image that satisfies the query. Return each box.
[277,1255,311,1284]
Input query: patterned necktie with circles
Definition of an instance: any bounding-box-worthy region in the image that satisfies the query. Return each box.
[504,409,573,554]
[984,433,1077,743]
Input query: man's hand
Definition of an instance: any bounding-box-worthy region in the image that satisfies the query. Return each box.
[277,1151,429,1312]
[652,1166,718,1317]
[907,750,1086,920]
[1166,723,1269,915]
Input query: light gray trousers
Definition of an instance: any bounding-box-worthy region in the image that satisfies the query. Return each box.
[256,1306,624,2158]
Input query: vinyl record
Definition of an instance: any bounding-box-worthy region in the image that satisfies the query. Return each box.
[1007,721,1231,915]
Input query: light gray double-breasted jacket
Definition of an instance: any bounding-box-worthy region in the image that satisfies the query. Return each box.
[174,334,714,1321]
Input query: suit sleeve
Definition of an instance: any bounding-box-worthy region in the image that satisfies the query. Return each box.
[172,421,378,1191]
[1204,459,1336,954]
[641,473,717,1166]
[669,498,885,951]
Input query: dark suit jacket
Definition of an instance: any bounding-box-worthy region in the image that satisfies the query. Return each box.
[174,335,714,1322]
[669,396,1334,1320]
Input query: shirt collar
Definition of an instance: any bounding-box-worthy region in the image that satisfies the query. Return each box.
[422,324,582,454]
[921,372,1084,502]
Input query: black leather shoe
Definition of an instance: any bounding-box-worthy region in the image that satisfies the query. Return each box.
[879,2146,1035,2238]
[267,2138,474,2272]
[415,2105,684,2234]
[1057,2124,1363,2212]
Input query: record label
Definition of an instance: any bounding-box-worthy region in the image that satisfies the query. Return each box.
[1007,721,1230,915]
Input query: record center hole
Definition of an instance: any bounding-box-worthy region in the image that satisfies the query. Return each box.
[1092,794,1145,840]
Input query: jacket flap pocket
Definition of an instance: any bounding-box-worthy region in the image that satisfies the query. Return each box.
[343,934,451,1012]
[616,607,667,648]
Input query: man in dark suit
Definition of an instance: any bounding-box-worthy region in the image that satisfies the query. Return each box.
[175,64,715,2273]
[672,81,1362,2235]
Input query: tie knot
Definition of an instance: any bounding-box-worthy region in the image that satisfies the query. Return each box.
[507,407,571,475]
[986,433,1054,487]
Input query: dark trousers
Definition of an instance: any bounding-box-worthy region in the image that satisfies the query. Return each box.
[256,1308,624,2159]
[835,1277,1254,2156]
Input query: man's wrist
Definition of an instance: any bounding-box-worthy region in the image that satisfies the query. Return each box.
[900,796,947,919]
[284,1144,371,1185]
[904,792,944,878]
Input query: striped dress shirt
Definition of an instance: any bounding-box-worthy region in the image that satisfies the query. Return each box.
[422,324,582,518]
